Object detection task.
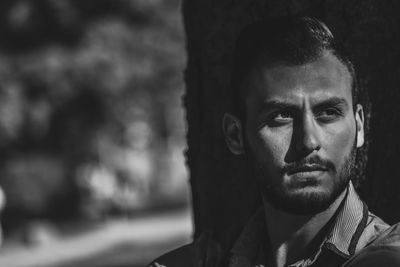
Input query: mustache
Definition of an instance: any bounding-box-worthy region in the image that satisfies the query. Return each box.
[282,156,336,175]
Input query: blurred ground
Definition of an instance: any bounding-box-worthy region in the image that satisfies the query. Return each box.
[0,208,192,267]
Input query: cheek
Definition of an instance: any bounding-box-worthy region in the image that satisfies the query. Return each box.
[324,119,356,160]
[252,126,292,164]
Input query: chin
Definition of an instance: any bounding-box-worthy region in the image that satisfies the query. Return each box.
[262,181,348,216]
[275,191,333,215]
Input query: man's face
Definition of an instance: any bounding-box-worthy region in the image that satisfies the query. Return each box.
[241,51,364,215]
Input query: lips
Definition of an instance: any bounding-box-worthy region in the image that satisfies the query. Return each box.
[286,164,328,175]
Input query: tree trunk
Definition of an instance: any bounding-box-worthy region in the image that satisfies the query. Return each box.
[183,0,400,249]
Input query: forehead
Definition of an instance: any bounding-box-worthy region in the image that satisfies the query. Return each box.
[245,52,353,105]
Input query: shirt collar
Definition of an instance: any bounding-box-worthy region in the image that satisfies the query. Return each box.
[229,181,368,265]
[324,181,368,257]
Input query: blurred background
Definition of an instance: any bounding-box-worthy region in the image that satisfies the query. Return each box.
[0,0,192,266]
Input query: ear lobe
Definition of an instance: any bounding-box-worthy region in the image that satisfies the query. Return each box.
[222,113,245,155]
[355,104,365,148]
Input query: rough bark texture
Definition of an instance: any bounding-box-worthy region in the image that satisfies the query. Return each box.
[183,0,400,250]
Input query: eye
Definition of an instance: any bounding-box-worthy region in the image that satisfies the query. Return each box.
[316,108,342,122]
[274,110,292,119]
[268,110,294,125]
[257,108,296,129]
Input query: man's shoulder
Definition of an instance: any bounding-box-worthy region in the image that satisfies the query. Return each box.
[147,231,223,267]
[147,243,196,267]
[345,222,400,267]
[365,221,400,249]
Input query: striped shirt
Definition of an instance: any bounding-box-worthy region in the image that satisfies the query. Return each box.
[148,182,400,267]
[229,182,389,267]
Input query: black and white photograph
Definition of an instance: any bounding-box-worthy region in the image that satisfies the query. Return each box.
[0,1,399,267]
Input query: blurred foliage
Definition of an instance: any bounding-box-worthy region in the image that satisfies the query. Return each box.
[0,0,187,230]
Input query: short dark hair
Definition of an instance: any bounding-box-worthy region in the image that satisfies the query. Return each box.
[231,16,357,120]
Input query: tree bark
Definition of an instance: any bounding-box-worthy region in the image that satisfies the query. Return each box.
[183,0,400,249]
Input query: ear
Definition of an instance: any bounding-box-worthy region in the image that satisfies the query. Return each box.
[355,104,364,148]
[222,113,245,155]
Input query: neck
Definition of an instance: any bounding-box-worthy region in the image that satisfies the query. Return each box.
[263,189,347,267]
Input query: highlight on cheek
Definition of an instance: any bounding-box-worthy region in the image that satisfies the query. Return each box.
[256,124,293,153]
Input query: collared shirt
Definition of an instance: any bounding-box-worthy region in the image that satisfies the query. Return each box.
[148,182,400,267]
[229,182,389,267]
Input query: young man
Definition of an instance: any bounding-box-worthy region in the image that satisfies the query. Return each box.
[148,16,400,267]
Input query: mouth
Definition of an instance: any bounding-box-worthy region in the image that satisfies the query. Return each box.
[286,164,328,176]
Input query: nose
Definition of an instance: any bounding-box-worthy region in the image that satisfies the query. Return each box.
[295,114,321,155]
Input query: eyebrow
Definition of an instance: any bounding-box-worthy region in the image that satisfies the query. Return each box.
[258,97,349,113]
[257,100,298,114]
[313,97,349,111]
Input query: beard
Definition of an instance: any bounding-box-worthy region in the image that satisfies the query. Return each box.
[252,145,356,216]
